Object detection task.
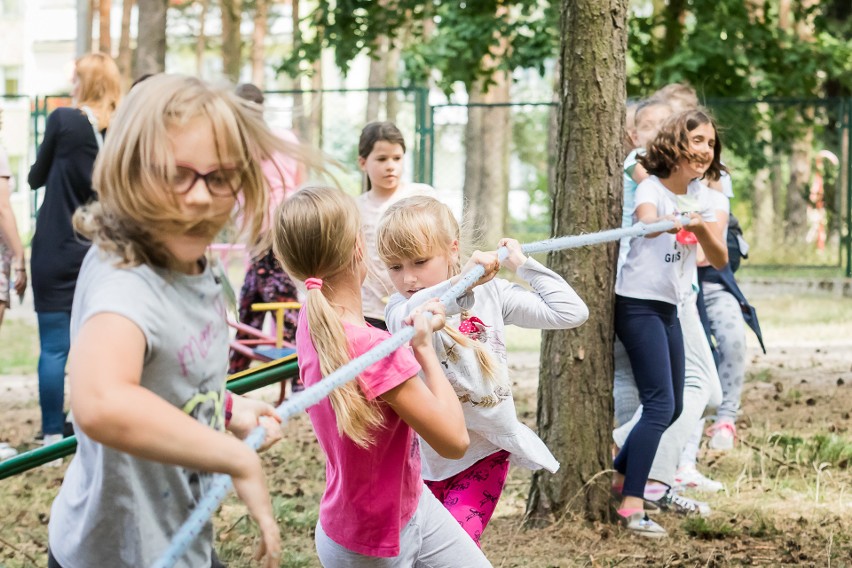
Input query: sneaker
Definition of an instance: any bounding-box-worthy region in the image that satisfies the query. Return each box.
[707,421,736,450]
[621,512,667,538]
[0,443,18,461]
[42,434,64,468]
[657,490,711,516]
[674,464,724,493]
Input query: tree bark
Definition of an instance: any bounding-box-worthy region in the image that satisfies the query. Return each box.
[365,36,388,123]
[221,0,243,83]
[196,0,209,76]
[98,0,112,54]
[309,58,324,147]
[462,76,510,249]
[785,115,813,244]
[251,0,268,88]
[134,0,168,76]
[385,39,401,123]
[527,0,626,525]
[77,0,93,56]
[117,0,135,90]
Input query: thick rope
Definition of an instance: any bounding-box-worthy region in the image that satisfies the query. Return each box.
[153,216,686,568]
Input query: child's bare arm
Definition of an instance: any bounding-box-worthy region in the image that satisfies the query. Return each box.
[381,300,469,459]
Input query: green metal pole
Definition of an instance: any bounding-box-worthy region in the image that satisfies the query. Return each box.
[0,360,300,481]
[428,103,435,187]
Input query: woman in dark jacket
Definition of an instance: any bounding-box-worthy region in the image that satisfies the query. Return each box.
[27,52,121,448]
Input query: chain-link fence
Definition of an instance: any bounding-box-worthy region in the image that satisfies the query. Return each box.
[17,91,852,275]
[425,97,852,276]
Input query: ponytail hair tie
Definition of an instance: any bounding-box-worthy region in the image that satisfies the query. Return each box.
[305,278,323,290]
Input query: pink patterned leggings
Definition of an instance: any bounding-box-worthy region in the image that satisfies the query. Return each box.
[425,450,511,547]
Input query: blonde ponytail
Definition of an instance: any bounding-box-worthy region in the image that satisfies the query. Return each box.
[273,186,384,447]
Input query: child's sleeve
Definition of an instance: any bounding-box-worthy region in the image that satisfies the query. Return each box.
[499,258,589,329]
[633,179,660,214]
[698,185,719,223]
[384,279,476,333]
[356,334,422,400]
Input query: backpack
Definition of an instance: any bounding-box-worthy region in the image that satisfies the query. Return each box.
[727,213,749,273]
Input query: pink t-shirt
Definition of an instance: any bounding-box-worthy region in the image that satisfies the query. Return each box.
[262,129,301,210]
[296,309,423,557]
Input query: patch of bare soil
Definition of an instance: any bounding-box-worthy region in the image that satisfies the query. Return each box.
[2,341,852,566]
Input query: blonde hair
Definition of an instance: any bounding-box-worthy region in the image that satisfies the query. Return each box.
[74,74,307,270]
[653,82,699,114]
[74,52,122,130]
[272,186,384,447]
[377,196,496,382]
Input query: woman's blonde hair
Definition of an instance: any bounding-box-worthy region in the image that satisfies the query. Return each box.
[272,186,384,447]
[377,195,496,382]
[74,74,306,270]
[73,52,122,130]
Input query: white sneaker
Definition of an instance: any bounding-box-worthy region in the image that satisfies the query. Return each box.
[707,421,736,450]
[658,490,712,517]
[674,464,724,493]
[0,442,18,461]
[42,434,64,468]
[621,512,667,538]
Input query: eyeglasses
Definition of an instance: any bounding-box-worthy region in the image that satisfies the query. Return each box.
[170,163,243,197]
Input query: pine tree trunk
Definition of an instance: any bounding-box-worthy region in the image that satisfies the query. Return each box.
[785,117,813,244]
[527,0,626,525]
[309,59,324,147]
[134,0,167,76]
[221,0,243,83]
[98,0,111,54]
[385,40,401,123]
[251,0,268,88]
[76,0,93,56]
[117,0,135,90]
[462,77,510,249]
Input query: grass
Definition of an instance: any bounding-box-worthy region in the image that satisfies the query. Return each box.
[0,318,39,375]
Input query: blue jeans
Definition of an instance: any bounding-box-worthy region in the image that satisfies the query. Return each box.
[37,311,71,435]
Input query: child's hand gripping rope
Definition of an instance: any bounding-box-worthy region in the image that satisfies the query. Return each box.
[154,214,691,568]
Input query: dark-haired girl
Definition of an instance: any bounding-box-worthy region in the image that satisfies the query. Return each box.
[612,109,728,537]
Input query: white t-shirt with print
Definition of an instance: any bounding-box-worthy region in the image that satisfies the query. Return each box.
[615,176,717,305]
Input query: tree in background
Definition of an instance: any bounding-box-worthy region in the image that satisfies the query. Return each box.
[221,0,243,82]
[135,0,169,75]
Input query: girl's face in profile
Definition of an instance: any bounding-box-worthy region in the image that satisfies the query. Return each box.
[681,121,715,179]
[161,115,238,274]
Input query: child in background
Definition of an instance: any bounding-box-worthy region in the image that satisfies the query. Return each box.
[357,122,434,329]
[47,75,287,568]
[379,196,588,546]
[272,186,491,566]
[613,109,728,537]
[228,83,303,377]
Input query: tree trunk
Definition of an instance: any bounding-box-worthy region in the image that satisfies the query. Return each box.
[221,0,243,83]
[365,36,388,123]
[76,0,93,56]
[196,0,209,76]
[527,0,626,525]
[251,0,268,88]
[98,0,112,54]
[385,40,401,123]
[291,0,309,141]
[785,115,813,244]
[462,77,510,249]
[309,58,324,147]
[134,0,168,76]
[117,0,135,90]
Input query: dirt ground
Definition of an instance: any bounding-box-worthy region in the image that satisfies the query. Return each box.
[1,291,852,567]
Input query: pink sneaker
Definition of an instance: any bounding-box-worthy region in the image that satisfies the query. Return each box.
[706,421,736,451]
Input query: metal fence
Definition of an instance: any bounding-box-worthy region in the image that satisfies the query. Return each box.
[14,91,852,276]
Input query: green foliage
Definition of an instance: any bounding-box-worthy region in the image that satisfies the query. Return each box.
[627,0,852,98]
[682,516,737,539]
[767,432,852,468]
[278,1,556,93]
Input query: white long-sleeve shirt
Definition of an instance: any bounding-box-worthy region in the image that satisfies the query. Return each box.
[385,257,589,481]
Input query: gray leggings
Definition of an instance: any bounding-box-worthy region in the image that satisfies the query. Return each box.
[315,487,492,567]
[703,282,747,420]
